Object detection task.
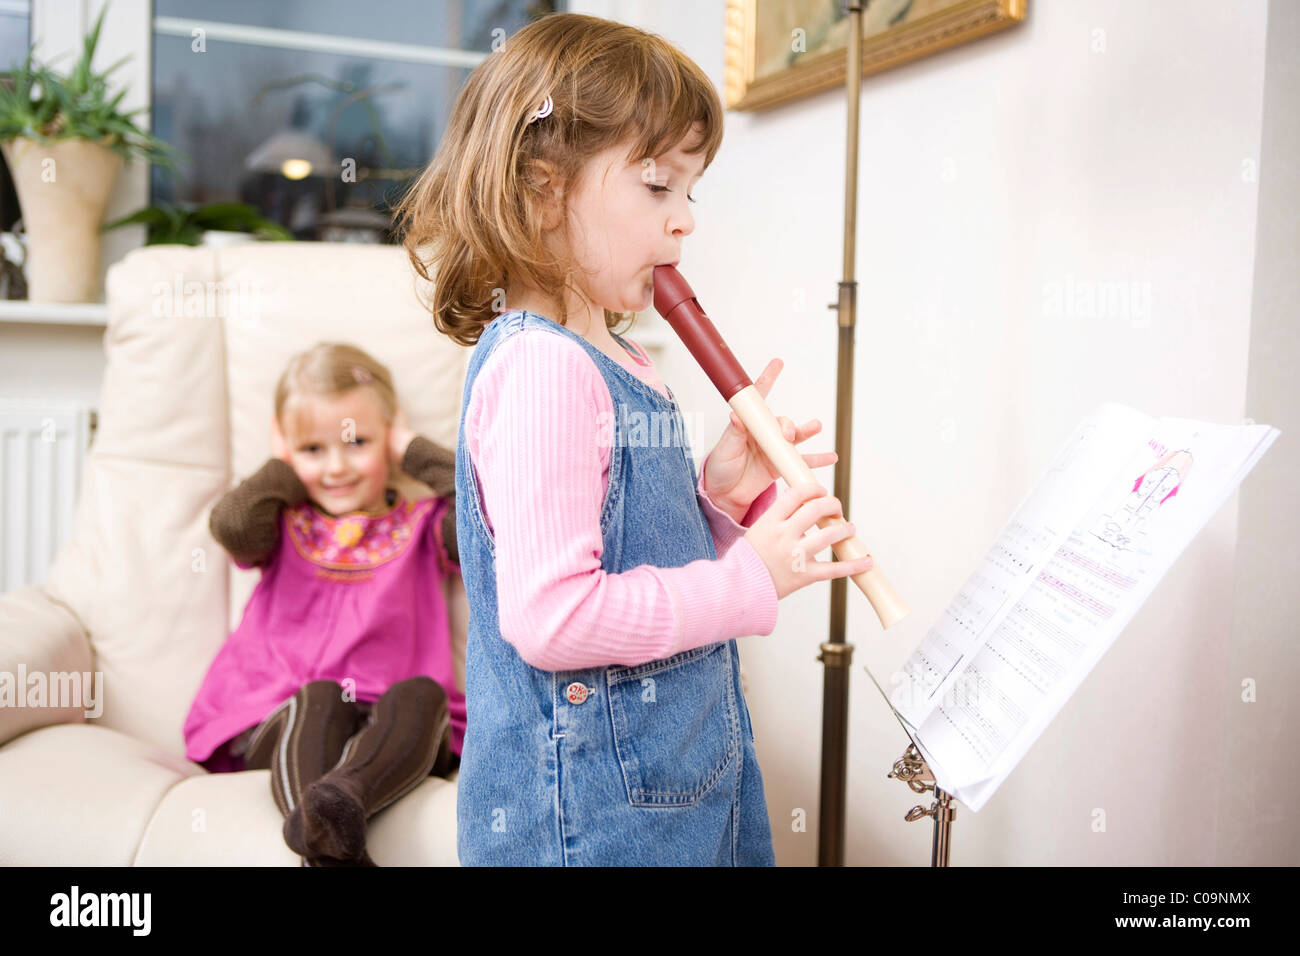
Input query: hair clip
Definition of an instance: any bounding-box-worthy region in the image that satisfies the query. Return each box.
[526,95,553,125]
[351,366,373,385]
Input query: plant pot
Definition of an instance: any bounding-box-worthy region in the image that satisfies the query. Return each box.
[0,136,123,303]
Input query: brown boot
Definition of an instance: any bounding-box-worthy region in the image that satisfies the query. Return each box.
[294,676,449,865]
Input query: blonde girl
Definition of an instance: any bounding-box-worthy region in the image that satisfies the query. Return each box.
[184,343,463,866]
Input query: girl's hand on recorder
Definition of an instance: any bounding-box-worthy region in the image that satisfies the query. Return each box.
[742,482,874,600]
[703,359,838,520]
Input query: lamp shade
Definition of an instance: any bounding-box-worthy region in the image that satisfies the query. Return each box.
[244,130,332,179]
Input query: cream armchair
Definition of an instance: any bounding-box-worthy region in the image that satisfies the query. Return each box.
[0,242,470,865]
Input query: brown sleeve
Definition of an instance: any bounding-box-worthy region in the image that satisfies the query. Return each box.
[401,434,460,571]
[439,506,459,570]
[400,434,456,497]
[209,458,309,568]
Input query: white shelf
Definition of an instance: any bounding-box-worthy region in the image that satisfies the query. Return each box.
[0,303,676,339]
[0,300,109,326]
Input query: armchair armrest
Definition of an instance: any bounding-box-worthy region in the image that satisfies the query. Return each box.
[0,586,96,748]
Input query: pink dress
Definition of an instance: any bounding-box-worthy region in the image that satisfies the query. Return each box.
[184,491,463,769]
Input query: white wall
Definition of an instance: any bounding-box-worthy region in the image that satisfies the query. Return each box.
[1219,0,1299,866]
[579,0,1291,864]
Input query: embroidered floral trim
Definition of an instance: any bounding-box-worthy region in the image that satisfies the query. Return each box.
[286,494,433,569]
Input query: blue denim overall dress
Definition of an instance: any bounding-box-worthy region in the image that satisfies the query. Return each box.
[454,309,775,866]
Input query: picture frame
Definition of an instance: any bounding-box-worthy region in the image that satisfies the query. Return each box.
[724,0,1028,111]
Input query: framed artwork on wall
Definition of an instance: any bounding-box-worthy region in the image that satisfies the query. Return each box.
[725,0,1027,111]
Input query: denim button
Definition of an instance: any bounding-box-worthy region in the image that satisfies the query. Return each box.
[565,682,590,705]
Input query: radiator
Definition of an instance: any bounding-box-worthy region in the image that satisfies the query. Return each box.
[0,400,95,593]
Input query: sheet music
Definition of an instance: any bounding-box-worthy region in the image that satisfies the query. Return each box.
[891,402,1153,729]
[887,404,1280,811]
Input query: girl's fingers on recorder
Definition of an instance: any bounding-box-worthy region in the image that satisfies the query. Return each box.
[804,450,839,470]
[793,521,874,584]
[789,491,847,532]
[769,481,829,521]
[813,549,875,581]
[802,517,858,558]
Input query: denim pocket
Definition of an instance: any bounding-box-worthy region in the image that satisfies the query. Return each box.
[606,641,740,807]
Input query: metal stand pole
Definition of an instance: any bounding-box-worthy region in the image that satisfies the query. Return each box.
[892,744,957,866]
[816,0,866,868]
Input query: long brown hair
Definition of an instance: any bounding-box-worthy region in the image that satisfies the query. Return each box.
[393,12,724,346]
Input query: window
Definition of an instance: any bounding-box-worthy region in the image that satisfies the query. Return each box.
[0,0,29,68]
[0,0,30,233]
[150,0,562,242]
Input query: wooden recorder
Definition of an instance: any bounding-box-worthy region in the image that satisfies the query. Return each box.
[653,265,909,630]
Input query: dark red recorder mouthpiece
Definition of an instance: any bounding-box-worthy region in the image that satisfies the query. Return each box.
[652,265,753,402]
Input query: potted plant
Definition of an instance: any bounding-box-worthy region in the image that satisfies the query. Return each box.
[0,3,180,302]
[102,200,294,246]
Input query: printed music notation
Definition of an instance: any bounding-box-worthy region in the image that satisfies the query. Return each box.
[930,531,1143,779]
[948,570,1010,636]
[906,515,1150,780]
[1036,541,1139,621]
[989,520,1057,578]
[883,403,1279,812]
[891,519,1065,723]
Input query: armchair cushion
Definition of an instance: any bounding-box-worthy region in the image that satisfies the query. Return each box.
[0,585,95,747]
[0,242,470,865]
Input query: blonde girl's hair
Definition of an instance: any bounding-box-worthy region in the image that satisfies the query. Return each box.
[393,12,725,346]
[274,343,398,477]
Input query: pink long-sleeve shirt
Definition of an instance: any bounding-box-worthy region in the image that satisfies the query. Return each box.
[464,327,780,672]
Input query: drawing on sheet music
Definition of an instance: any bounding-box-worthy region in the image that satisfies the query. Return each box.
[1090,447,1194,552]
